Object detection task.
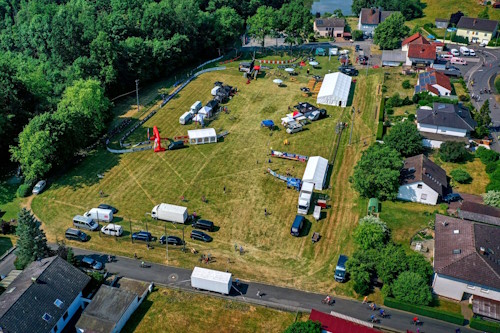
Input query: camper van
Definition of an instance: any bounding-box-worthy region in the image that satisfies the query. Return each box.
[73,215,99,231]
[179,112,193,125]
[84,208,113,222]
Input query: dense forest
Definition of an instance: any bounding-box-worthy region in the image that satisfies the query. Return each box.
[0,0,297,185]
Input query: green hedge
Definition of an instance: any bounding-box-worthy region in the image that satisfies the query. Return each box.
[383,297,465,325]
[379,98,386,121]
[16,183,32,198]
[376,122,384,140]
[451,34,469,44]
[470,317,500,333]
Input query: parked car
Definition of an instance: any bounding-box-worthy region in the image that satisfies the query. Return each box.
[97,204,118,213]
[168,140,185,150]
[32,180,46,195]
[450,48,460,56]
[159,235,184,245]
[132,231,153,242]
[355,44,361,52]
[290,215,305,237]
[308,111,320,121]
[101,223,123,237]
[443,193,462,203]
[469,49,476,56]
[81,256,103,270]
[440,54,453,60]
[450,57,467,65]
[480,41,487,47]
[190,230,212,242]
[339,67,358,76]
[286,123,303,134]
[192,219,215,232]
[65,228,88,242]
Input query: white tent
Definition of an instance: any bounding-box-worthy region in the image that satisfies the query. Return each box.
[192,114,205,126]
[317,72,352,107]
[199,106,212,118]
[188,128,217,145]
[302,156,329,190]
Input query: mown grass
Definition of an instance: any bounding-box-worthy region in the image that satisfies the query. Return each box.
[30,59,382,295]
[123,287,300,333]
[383,68,417,99]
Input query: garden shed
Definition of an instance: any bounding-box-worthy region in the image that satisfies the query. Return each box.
[316,72,352,107]
[302,156,329,190]
[188,128,217,145]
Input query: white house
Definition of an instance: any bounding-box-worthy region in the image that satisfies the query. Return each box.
[397,154,448,205]
[414,69,452,96]
[401,32,430,52]
[358,8,398,36]
[313,18,345,38]
[417,103,476,148]
[302,156,329,190]
[316,72,352,107]
[433,215,500,320]
[0,256,91,333]
[188,128,217,145]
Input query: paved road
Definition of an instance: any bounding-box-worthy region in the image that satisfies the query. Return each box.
[27,247,474,333]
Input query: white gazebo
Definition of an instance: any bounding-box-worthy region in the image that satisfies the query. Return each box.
[188,128,217,145]
[302,156,329,190]
[316,72,352,107]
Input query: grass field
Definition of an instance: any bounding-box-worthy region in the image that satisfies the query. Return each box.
[123,287,300,333]
[383,69,417,99]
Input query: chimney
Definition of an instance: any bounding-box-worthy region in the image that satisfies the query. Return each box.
[480,247,486,255]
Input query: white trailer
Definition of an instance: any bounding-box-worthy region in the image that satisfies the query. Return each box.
[191,267,232,294]
[84,208,113,222]
[313,205,321,221]
[297,181,314,215]
[151,203,188,223]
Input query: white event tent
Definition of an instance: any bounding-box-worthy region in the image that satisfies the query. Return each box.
[302,156,329,190]
[316,72,352,107]
[188,128,217,145]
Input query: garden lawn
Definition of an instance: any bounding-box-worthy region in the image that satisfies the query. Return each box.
[431,155,488,195]
[122,287,300,333]
[30,59,382,295]
[382,68,417,99]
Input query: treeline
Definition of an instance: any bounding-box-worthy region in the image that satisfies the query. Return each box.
[0,0,292,183]
[352,0,424,20]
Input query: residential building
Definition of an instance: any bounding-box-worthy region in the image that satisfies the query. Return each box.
[314,18,346,38]
[456,17,499,44]
[381,50,407,66]
[435,18,449,29]
[358,8,398,36]
[417,102,476,148]
[309,309,381,333]
[406,44,436,66]
[0,256,90,333]
[415,69,452,96]
[458,200,500,227]
[433,214,500,317]
[398,154,448,205]
[432,41,445,52]
[76,278,152,333]
[402,32,430,52]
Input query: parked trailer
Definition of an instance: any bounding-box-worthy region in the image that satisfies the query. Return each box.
[191,267,232,294]
[267,168,302,191]
[271,150,308,162]
[151,203,188,223]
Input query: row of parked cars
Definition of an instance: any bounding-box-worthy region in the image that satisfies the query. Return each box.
[131,219,215,244]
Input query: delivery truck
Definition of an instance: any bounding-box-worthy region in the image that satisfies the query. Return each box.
[297,182,314,215]
[151,203,188,223]
[191,267,232,294]
[84,208,113,222]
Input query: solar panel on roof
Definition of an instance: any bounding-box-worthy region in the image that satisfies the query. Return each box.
[42,313,52,322]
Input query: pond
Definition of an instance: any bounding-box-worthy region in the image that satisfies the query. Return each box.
[311,0,353,16]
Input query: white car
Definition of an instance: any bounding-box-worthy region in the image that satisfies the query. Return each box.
[451,49,460,56]
[480,41,487,47]
[469,49,476,56]
[101,224,123,237]
[32,180,46,195]
[286,124,303,134]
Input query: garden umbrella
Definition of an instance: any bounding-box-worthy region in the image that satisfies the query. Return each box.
[273,79,283,85]
[285,68,294,73]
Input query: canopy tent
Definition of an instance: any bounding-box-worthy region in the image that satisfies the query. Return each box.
[261,120,275,128]
[316,72,352,107]
[192,114,205,126]
[188,128,217,145]
[199,106,212,118]
[302,156,329,190]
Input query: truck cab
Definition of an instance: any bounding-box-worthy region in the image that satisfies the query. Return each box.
[334,254,348,283]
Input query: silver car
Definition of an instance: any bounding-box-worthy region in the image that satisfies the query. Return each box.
[32,180,46,195]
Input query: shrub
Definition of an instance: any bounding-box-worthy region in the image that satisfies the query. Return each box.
[392,272,432,305]
[376,122,384,140]
[450,169,472,184]
[476,146,499,164]
[458,95,470,102]
[402,80,412,89]
[470,316,500,333]
[384,297,465,325]
[386,108,394,115]
[451,34,468,44]
[352,30,364,41]
[16,183,32,198]
[486,162,498,174]
[482,190,500,208]
[284,320,322,333]
[379,98,386,121]
[407,114,416,121]
[440,141,469,162]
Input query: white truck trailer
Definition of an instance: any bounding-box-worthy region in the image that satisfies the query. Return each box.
[151,203,188,223]
[191,267,232,294]
[297,181,314,215]
[84,208,113,222]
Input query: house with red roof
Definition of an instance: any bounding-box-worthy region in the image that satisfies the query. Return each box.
[414,69,452,96]
[405,44,436,66]
[309,309,381,333]
[402,33,430,52]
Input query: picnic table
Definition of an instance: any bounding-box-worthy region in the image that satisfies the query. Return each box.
[312,232,320,243]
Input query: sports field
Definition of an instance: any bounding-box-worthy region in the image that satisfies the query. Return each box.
[28,54,384,294]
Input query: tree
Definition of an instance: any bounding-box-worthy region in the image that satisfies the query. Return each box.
[15,208,51,270]
[374,13,410,49]
[406,252,433,281]
[352,30,363,41]
[476,146,499,164]
[402,80,412,89]
[354,221,389,250]
[247,6,276,50]
[392,271,432,305]
[384,121,423,157]
[284,320,321,333]
[67,247,76,266]
[439,141,469,162]
[473,100,491,138]
[279,1,312,51]
[450,169,472,184]
[376,243,408,285]
[350,144,403,200]
[482,190,500,208]
[409,24,422,35]
[213,7,244,47]
[478,6,489,19]
[333,9,343,18]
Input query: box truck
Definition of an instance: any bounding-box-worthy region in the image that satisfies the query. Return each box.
[334,254,348,282]
[151,203,188,223]
[297,181,314,215]
[191,267,232,294]
[84,208,113,222]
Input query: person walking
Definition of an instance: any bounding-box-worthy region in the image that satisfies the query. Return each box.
[264,208,268,216]
[239,246,243,255]
[234,243,238,251]
[362,296,368,304]
[223,185,226,194]
[134,252,137,259]
[256,290,261,298]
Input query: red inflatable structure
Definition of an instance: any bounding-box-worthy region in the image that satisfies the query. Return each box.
[149,126,165,152]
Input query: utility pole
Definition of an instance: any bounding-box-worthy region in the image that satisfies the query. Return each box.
[164,224,168,264]
[135,79,140,113]
[349,107,355,145]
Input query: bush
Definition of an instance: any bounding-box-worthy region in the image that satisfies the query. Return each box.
[450,169,472,184]
[379,98,386,121]
[440,141,469,162]
[470,316,500,333]
[486,162,497,174]
[482,190,500,208]
[376,122,384,140]
[458,94,470,102]
[352,30,364,41]
[451,34,469,44]
[384,297,465,325]
[407,114,416,121]
[402,80,412,89]
[16,183,32,198]
[284,320,322,333]
[392,272,432,305]
[476,146,499,164]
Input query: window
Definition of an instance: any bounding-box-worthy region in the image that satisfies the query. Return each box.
[453,229,460,234]
[421,193,427,200]
[54,299,63,308]
[484,33,487,36]
[417,184,423,189]
[480,288,489,293]
[42,313,52,322]
[453,249,461,254]
[467,285,476,290]
[52,324,58,333]
[62,312,68,320]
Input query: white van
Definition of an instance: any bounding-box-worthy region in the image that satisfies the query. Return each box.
[179,112,193,125]
[73,215,99,231]
[451,49,460,56]
[459,46,469,56]
[190,101,202,113]
[84,208,113,222]
[451,57,467,65]
[441,54,453,60]
[101,224,123,236]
